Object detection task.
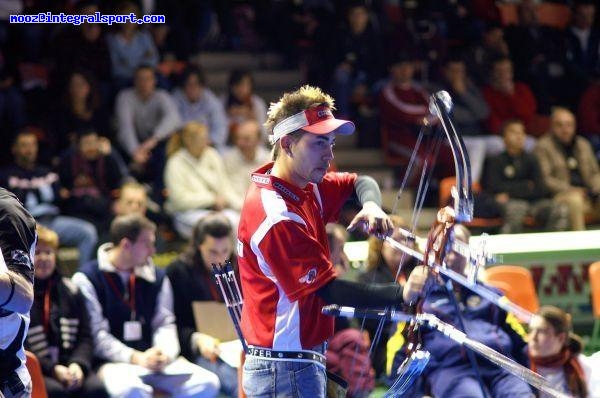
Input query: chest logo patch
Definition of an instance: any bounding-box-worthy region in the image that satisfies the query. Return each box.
[298,268,317,284]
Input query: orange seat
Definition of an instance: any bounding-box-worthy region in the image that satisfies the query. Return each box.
[485,265,540,315]
[536,3,571,29]
[439,176,504,231]
[25,350,48,398]
[498,3,518,26]
[588,262,600,351]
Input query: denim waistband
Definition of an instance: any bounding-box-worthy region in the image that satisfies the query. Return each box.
[246,345,327,367]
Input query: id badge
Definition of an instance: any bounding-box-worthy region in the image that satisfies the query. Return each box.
[123,321,142,341]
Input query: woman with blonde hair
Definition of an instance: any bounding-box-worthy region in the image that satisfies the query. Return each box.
[163,121,240,239]
[25,225,108,398]
[358,214,418,378]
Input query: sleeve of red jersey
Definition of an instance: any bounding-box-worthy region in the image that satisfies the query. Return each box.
[258,220,336,302]
[318,172,357,223]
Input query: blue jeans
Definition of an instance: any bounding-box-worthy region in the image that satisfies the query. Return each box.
[42,215,98,267]
[242,356,326,397]
[195,357,238,397]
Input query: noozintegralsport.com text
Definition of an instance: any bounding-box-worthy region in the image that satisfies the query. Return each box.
[10,12,165,25]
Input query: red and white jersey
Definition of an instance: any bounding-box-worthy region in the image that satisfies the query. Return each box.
[238,163,356,350]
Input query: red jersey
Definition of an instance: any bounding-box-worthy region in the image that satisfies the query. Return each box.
[237,163,356,350]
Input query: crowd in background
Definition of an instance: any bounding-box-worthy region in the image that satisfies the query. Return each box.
[1,0,600,397]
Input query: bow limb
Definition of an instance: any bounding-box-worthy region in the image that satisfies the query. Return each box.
[430,91,474,223]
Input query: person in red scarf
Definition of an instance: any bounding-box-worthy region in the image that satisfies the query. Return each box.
[528,305,598,397]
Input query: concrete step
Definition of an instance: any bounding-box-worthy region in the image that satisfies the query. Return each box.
[192,51,286,72]
[334,148,385,168]
[206,69,302,92]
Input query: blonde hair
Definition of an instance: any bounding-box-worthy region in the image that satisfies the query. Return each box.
[166,121,208,157]
[266,85,336,159]
[36,224,59,250]
[365,214,407,272]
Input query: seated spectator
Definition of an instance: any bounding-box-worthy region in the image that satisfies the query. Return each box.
[325,222,376,398]
[49,70,110,158]
[328,3,384,118]
[388,224,532,397]
[464,23,510,86]
[72,214,221,398]
[223,120,270,200]
[26,225,108,398]
[164,122,240,239]
[114,65,180,189]
[577,81,600,157]
[504,0,567,114]
[482,57,538,137]
[173,66,228,151]
[58,128,127,235]
[482,119,569,233]
[528,305,600,397]
[358,215,418,379]
[563,1,600,108]
[430,55,491,183]
[221,70,267,141]
[113,180,149,217]
[0,130,98,267]
[166,213,239,397]
[379,52,453,182]
[51,1,111,90]
[534,107,600,230]
[0,44,26,165]
[106,1,159,88]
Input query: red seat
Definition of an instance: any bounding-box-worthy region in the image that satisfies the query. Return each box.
[25,350,48,398]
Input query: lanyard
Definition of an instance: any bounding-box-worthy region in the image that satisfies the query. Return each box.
[42,279,53,333]
[103,272,137,319]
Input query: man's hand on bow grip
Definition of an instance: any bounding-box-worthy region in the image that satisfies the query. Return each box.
[347,201,394,238]
[402,265,434,303]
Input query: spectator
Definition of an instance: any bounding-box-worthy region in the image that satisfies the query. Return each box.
[326,222,350,279]
[26,224,108,398]
[164,122,240,239]
[482,57,537,136]
[0,188,37,397]
[358,215,417,379]
[166,213,239,397]
[328,3,384,118]
[51,1,111,91]
[483,119,569,233]
[221,69,267,141]
[0,130,98,267]
[223,120,270,201]
[431,56,491,183]
[72,214,221,398]
[114,65,180,188]
[504,0,568,114]
[49,70,110,158]
[534,107,600,230]
[528,305,600,397]
[325,222,376,398]
[106,1,159,87]
[388,224,532,397]
[58,128,127,235]
[379,53,453,182]
[464,23,510,86]
[564,1,600,107]
[577,81,600,157]
[0,43,26,165]
[113,180,149,217]
[173,66,228,151]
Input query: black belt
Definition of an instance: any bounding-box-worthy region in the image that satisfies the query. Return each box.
[246,346,327,366]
